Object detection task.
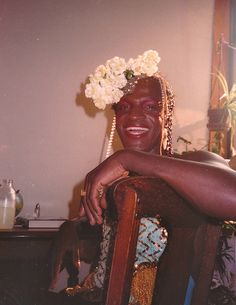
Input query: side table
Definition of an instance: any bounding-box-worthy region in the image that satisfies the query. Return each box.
[0,227,58,305]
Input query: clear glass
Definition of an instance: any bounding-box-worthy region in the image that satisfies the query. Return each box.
[0,179,16,229]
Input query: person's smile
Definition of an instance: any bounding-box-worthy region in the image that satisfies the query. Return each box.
[125,126,149,136]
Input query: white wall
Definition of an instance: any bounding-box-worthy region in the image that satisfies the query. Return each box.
[0,0,214,218]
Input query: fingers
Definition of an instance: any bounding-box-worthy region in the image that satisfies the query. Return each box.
[83,171,107,224]
[79,153,128,225]
[86,180,103,217]
[80,184,104,225]
[81,197,102,225]
[100,196,107,209]
[79,195,106,225]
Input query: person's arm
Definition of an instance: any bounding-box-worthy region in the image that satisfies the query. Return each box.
[80,149,236,224]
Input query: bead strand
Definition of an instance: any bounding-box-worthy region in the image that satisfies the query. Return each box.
[105,115,116,159]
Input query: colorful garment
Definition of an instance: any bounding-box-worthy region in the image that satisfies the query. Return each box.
[129,217,167,305]
[75,217,168,305]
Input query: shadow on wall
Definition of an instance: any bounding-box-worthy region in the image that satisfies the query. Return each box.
[67,180,84,219]
[67,80,122,219]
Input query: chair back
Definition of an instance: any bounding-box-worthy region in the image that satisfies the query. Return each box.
[104,176,221,305]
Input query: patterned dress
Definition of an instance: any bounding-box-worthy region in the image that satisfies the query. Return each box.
[83,217,168,305]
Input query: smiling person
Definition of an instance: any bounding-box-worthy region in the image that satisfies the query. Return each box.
[43,50,236,305]
[77,50,236,305]
[81,50,236,225]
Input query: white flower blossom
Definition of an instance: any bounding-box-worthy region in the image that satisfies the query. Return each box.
[105,57,126,76]
[94,98,107,110]
[85,50,161,109]
[94,65,107,79]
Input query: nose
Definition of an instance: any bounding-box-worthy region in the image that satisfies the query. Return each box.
[129,105,145,119]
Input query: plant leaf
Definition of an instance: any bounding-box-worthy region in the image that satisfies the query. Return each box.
[216,71,229,98]
[229,83,236,101]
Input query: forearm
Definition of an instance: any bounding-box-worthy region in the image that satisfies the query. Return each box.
[118,150,236,220]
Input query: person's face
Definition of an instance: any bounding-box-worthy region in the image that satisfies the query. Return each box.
[114,77,163,154]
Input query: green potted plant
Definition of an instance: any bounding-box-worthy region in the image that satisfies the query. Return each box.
[208,71,236,155]
[215,71,236,123]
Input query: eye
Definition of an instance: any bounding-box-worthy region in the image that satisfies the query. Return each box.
[115,102,130,113]
[143,101,161,113]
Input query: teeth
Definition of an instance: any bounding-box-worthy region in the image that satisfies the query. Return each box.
[126,127,148,131]
[126,127,149,134]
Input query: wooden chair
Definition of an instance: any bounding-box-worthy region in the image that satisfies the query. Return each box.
[103,176,222,305]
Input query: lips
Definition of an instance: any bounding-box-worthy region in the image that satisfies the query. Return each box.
[125,126,149,135]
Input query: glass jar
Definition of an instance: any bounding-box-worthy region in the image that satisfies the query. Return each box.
[0,179,16,229]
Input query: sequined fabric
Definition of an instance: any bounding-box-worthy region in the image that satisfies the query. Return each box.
[129,217,168,305]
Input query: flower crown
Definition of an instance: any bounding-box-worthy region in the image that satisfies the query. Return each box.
[85,50,161,110]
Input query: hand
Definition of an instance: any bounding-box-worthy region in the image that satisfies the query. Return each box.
[78,152,128,225]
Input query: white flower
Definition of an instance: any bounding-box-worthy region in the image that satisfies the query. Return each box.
[112,88,124,104]
[84,82,97,99]
[107,72,127,89]
[85,50,161,109]
[105,57,126,76]
[143,50,161,63]
[94,98,107,110]
[139,50,160,76]
[94,65,107,79]
[128,57,142,75]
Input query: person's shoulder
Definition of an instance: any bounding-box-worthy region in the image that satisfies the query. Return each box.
[174,150,230,167]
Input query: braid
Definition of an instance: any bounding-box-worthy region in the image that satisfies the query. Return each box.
[154,73,175,157]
